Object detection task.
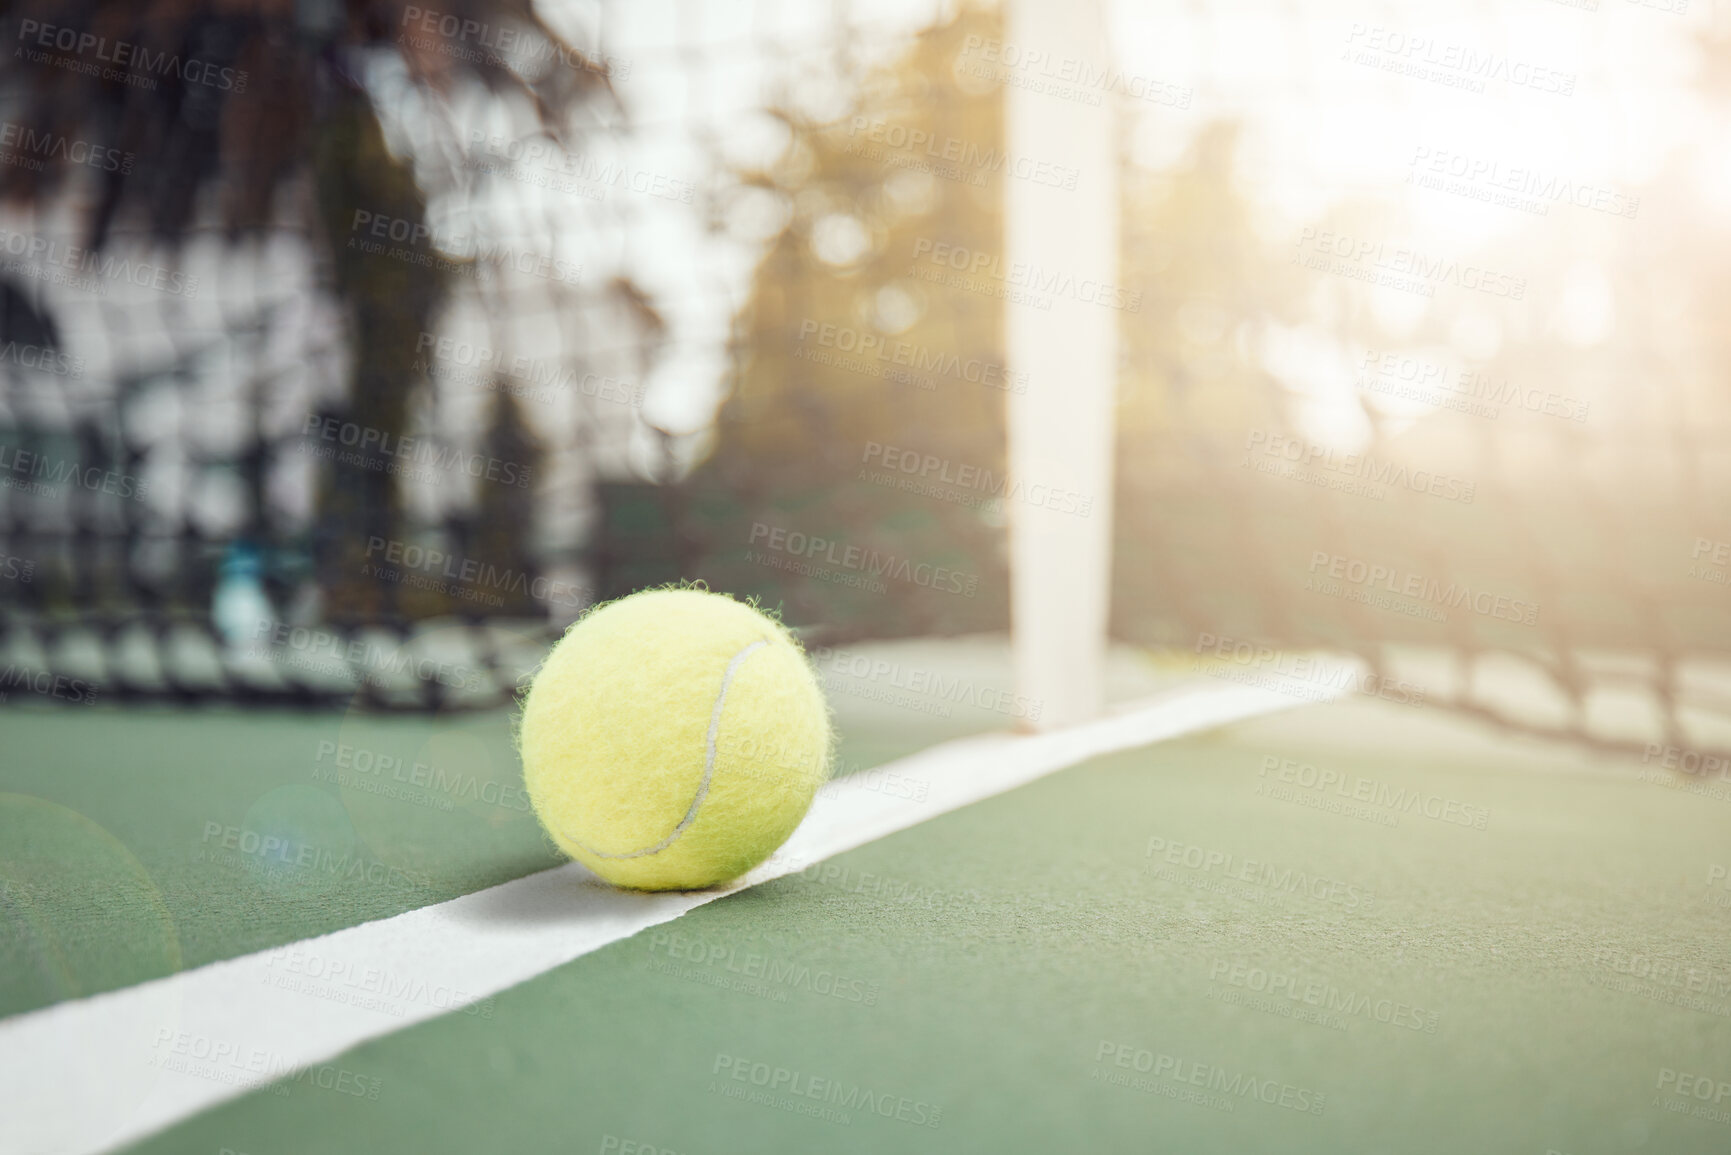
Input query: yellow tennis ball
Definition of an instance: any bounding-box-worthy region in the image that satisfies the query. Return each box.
[519,587,832,891]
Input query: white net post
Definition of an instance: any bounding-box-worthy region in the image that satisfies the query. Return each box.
[1006,0,1120,731]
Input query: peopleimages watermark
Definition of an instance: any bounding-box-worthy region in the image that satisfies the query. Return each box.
[362,535,585,611]
[0,664,98,705]
[415,332,644,409]
[959,36,1192,109]
[1343,24,1576,98]
[1705,864,1731,910]
[713,733,925,799]
[1637,742,1731,804]
[398,6,628,79]
[347,210,582,287]
[1654,1066,1731,1126]
[313,739,532,815]
[860,441,1091,518]
[1243,428,1476,504]
[147,1030,288,1098]
[0,444,149,501]
[709,1054,942,1129]
[812,644,1042,722]
[1625,0,1690,15]
[1305,550,1539,628]
[303,415,531,489]
[599,1138,685,1155]
[1588,946,1731,1017]
[794,320,1028,394]
[1294,227,1526,300]
[465,134,692,205]
[0,120,133,175]
[1357,348,1589,425]
[820,761,930,804]
[1193,631,1428,709]
[909,239,1141,313]
[0,226,199,299]
[1206,957,1441,1034]
[1256,755,1490,830]
[1408,146,1638,220]
[646,930,880,1007]
[1092,1041,1327,1116]
[260,944,495,1020]
[1689,537,1731,589]
[251,619,483,692]
[0,338,83,378]
[16,19,249,93]
[707,730,831,789]
[0,551,34,583]
[196,822,432,892]
[746,523,979,598]
[1642,742,1730,780]
[1145,835,1377,912]
[148,1030,378,1100]
[844,116,1079,190]
[790,860,985,910]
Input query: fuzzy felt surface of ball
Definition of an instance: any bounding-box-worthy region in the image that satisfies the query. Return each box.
[519,588,832,890]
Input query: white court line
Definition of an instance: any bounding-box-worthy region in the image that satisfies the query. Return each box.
[0,669,1352,1155]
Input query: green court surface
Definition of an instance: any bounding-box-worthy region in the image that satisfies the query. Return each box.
[27,686,1723,1155]
[0,638,1036,1018]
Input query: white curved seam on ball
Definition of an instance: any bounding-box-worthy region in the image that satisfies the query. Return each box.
[573,637,769,860]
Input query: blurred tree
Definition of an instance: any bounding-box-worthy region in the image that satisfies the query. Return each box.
[465,390,544,615]
[0,0,609,622]
[1110,121,1312,646]
[682,6,1012,641]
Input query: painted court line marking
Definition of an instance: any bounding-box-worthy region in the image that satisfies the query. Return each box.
[0,668,1353,1155]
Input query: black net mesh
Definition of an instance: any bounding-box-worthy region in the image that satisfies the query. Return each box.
[3,0,1729,772]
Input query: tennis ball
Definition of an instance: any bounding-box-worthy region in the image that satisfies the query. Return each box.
[519,588,832,891]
